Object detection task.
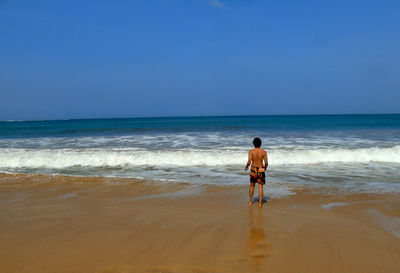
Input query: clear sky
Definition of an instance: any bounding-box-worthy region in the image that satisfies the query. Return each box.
[1,0,399,120]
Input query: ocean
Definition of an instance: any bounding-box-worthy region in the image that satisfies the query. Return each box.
[1,114,399,197]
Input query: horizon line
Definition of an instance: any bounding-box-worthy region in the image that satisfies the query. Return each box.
[1,112,399,123]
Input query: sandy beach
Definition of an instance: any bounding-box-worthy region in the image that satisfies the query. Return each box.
[0,173,399,273]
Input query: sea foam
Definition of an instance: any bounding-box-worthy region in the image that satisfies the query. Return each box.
[0,145,399,169]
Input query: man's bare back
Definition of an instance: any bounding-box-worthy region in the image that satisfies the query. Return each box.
[246,148,268,169]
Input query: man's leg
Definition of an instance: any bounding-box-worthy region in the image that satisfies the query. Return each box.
[248,182,255,204]
[258,183,264,207]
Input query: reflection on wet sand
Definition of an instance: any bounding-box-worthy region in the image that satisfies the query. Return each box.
[247,207,271,271]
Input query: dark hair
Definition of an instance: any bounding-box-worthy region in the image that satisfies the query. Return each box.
[253,137,262,147]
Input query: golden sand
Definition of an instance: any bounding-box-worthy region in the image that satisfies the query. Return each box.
[0,173,399,273]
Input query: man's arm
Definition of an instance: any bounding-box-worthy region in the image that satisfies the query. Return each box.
[263,151,268,170]
[244,151,252,171]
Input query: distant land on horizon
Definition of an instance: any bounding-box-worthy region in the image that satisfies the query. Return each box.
[1,112,399,123]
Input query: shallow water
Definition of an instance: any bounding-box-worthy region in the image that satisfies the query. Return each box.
[1,114,399,196]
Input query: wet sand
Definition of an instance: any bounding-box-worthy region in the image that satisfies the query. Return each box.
[1,173,399,273]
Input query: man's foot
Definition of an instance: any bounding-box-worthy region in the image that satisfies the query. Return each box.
[248,201,253,205]
[258,203,262,208]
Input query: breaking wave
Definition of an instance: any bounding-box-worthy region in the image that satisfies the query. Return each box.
[1,146,399,169]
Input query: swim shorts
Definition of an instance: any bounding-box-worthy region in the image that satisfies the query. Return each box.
[250,167,265,185]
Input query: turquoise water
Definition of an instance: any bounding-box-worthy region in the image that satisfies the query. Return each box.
[1,114,399,196]
[1,114,400,139]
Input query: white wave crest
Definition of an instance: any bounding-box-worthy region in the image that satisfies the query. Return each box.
[0,146,399,169]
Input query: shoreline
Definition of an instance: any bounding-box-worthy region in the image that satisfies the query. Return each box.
[1,173,399,273]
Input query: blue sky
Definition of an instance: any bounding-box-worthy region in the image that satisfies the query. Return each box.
[1,0,399,120]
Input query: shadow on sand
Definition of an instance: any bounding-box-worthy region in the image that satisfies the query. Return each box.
[252,195,269,205]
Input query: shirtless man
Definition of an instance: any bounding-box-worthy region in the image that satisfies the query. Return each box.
[244,137,268,207]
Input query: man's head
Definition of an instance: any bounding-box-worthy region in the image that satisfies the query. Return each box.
[253,137,262,148]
